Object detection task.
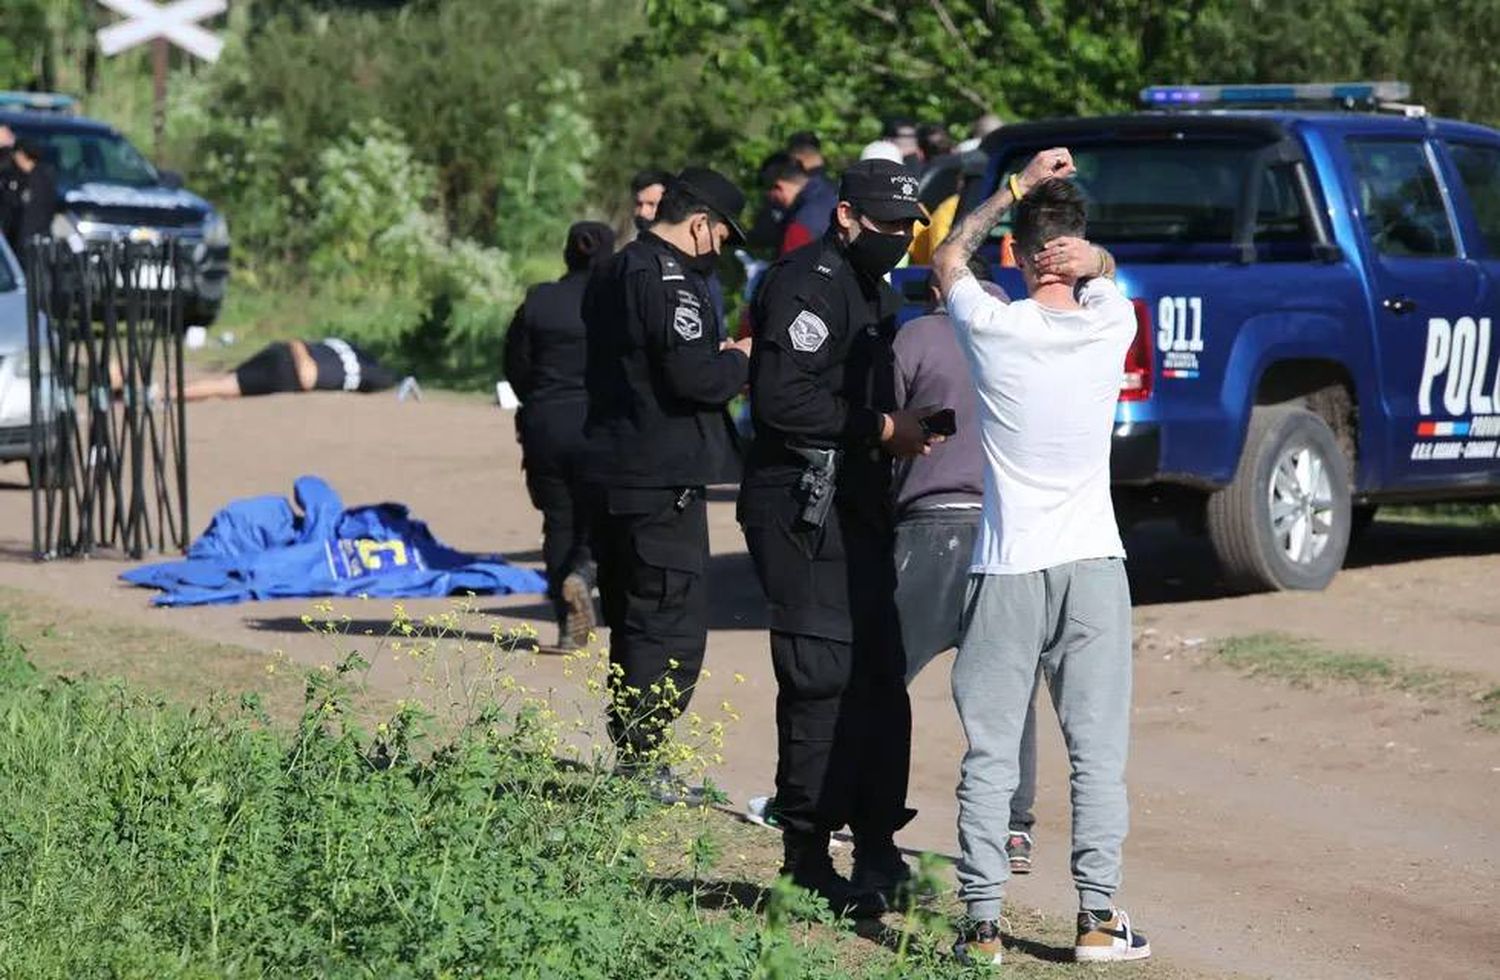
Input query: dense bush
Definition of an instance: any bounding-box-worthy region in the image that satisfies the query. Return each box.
[15,0,1500,389]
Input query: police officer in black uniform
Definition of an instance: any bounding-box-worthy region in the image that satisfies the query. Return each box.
[4,139,56,257]
[0,128,21,256]
[740,159,939,914]
[504,221,616,652]
[581,167,752,800]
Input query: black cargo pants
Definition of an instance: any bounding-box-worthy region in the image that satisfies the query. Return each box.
[523,453,594,625]
[587,485,710,762]
[740,486,913,840]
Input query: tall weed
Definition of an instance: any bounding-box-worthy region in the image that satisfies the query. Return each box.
[0,609,888,978]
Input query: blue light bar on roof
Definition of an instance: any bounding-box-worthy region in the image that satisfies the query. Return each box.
[0,91,77,113]
[1140,82,1411,107]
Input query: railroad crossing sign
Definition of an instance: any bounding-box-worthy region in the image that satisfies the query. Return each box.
[96,0,227,62]
[94,0,228,158]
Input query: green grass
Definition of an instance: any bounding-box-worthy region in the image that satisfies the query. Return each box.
[1475,688,1500,733]
[193,281,413,375]
[1211,633,1500,731]
[1381,503,1500,528]
[0,597,1224,979]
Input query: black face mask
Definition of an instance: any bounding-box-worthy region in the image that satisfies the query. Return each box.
[686,220,721,275]
[633,214,652,234]
[847,228,910,279]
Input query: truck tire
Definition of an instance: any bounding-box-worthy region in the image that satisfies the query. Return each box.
[1206,406,1352,592]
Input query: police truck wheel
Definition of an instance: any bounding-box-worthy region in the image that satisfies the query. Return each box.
[1206,406,1351,593]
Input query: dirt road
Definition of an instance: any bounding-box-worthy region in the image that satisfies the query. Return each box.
[1,391,1497,978]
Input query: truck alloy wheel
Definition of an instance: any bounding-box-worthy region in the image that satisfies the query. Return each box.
[1206,405,1353,592]
[1267,444,1336,565]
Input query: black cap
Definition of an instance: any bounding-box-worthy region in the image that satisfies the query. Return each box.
[672,166,747,244]
[838,159,927,224]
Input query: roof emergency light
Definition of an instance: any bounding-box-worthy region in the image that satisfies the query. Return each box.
[1140,82,1411,109]
[0,91,78,114]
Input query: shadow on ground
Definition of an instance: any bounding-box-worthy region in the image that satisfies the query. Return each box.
[243,616,541,651]
[485,551,769,633]
[1123,518,1500,606]
[648,875,768,912]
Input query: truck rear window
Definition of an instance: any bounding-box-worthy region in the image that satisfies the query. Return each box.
[994,140,1269,246]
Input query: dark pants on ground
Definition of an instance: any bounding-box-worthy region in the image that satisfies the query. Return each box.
[587,485,710,762]
[522,451,594,626]
[741,487,913,844]
[894,508,1037,832]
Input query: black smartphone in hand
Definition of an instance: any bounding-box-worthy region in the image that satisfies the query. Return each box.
[919,408,957,438]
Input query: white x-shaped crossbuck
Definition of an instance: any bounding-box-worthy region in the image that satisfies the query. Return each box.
[96,0,227,63]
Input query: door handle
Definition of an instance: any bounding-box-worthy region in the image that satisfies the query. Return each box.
[1382,296,1417,315]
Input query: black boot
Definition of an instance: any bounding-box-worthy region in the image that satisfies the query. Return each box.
[781,831,884,919]
[850,833,912,910]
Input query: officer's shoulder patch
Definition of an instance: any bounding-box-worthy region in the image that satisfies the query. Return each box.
[657,252,685,282]
[673,302,703,342]
[788,309,829,353]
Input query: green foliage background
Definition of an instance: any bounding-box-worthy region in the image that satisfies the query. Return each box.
[3,0,1499,385]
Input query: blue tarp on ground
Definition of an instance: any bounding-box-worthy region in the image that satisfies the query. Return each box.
[122,475,547,607]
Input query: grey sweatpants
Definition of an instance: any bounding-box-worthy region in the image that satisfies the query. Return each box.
[952,558,1132,919]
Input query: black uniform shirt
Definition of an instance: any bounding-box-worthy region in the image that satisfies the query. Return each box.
[14,164,56,250]
[581,231,748,488]
[744,233,901,496]
[504,270,591,408]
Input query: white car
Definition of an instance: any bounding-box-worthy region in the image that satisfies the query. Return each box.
[0,238,53,477]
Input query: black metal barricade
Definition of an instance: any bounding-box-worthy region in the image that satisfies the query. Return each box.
[27,238,189,559]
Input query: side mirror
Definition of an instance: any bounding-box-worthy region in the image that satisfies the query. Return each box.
[158,169,183,190]
[900,275,931,304]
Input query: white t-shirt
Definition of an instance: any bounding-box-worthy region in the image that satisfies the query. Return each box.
[946,275,1136,575]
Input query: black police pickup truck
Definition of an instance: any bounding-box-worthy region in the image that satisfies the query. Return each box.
[1,92,230,325]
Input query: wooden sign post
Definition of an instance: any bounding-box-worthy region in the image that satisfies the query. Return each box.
[96,0,227,159]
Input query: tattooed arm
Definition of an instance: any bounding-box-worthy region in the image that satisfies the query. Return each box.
[931,147,1077,300]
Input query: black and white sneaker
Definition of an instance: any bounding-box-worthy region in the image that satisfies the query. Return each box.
[1074,907,1151,962]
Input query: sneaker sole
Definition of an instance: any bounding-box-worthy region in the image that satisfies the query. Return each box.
[1008,857,1032,874]
[560,573,595,646]
[1074,942,1151,963]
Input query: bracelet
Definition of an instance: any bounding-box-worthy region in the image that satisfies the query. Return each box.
[1008,172,1024,200]
[1094,246,1106,277]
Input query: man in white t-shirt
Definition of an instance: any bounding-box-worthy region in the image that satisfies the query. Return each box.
[932,149,1152,966]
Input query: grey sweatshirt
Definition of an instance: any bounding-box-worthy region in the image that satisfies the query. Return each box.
[891,305,987,516]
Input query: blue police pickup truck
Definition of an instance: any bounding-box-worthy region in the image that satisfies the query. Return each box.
[909,82,1500,592]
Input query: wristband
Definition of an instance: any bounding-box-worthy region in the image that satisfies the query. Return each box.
[1008,172,1024,201]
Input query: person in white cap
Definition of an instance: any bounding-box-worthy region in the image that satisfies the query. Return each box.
[859,139,905,164]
